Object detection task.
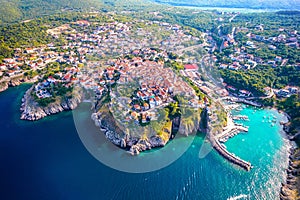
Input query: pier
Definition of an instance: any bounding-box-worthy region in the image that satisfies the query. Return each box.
[232,115,249,121]
[218,125,248,143]
[217,117,248,143]
[236,99,262,107]
[222,97,262,107]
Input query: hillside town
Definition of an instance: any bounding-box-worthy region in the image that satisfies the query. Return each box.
[0,15,206,134]
[0,17,202,94]
[216,26,299,70]
[78,49,203,127]
[0,11,298,146]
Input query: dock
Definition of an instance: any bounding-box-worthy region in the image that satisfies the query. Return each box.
[217,117,248,143]
[232,115,249,121]
[218,128,248,143]
[235,99,262,107]
[222,97,262,107]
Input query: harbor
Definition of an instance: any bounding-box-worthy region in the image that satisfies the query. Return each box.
[206,102,253,171]
[217,116,249,143]
[211,115,252,170]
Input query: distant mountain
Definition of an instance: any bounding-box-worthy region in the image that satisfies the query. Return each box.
[151,0,300,10]
[0,0,104,24]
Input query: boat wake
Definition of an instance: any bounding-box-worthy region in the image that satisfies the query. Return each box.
[227,194,248,200]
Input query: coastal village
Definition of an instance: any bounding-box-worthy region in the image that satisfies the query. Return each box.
[0,7,299,199]
[0,17,202,94]
[1,12,299,100]
[0,12,299,175]
[0,0,299,197]
[0,16,206,155]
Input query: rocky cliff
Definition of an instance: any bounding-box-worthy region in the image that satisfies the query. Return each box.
[20,86,83,121]
[178,108,202,136]
[0,79,22,92]
[129,136,166,155]
[92,106,202,155]
[0,82,9,92]
[91,106,175,155]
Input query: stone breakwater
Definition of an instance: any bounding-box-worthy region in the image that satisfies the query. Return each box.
[20,86,82,121]
[211,138,252,171]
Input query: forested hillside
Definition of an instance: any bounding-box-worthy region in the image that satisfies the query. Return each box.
[0,0,104,23]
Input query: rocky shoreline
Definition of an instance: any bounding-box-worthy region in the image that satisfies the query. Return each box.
[0,82,9,92]
[280,147,300,200]
[0,76,38,93]
[20,86,83,121]
[279,116,300,200]
[91,111,170,155]
[18,82,200,154]
[91,108,201,155]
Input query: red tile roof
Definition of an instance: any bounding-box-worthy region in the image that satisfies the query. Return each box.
[184,64,198,70]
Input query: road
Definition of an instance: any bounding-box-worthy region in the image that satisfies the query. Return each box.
[229,13,238,22]
[174,43,204,55]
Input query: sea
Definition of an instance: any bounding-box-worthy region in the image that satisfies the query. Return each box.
[158,4,282,13]
[0,84,291,200]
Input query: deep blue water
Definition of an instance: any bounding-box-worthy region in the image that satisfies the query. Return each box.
[0,85,290,200]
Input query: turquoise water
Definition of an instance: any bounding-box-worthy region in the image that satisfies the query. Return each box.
[0,85,290,200]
